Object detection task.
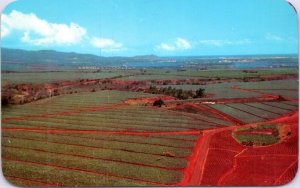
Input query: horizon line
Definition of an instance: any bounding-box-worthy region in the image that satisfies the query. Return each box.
[1,47,298,58]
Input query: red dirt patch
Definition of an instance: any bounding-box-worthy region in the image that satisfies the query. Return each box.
[200,148,238,185]
[181,111,298,186]
[219,155,297,186]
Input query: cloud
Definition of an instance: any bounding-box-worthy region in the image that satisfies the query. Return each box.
[175,38,191,49]
[158,43,176,51]
[156,37,191,51]
[265,33,284,42]
[199,39,251,47]
[90,37,125,52]
[1,10,86,46]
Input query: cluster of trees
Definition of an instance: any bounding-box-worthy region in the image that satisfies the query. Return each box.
[146,86,205,100]
[153,99,165,107]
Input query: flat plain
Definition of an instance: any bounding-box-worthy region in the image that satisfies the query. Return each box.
[2,68,298,186]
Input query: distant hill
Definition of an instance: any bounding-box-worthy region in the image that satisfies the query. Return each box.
[1,48,298,71]
[1,48,163,71]
[1,48,111,71]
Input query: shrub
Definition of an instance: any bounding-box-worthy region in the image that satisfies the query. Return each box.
[153,99,165,107]
[195,88,205,98]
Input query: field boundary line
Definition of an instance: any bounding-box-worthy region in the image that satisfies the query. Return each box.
[160,108,226,127]
[2,103,126,122]
[2,158,169,186]
[204,105,246,125]
[2,127,201,135]
[261,102,294,111]
[224,104,268,120]
[237,154,298,158]
[3,145,183,171]
[208,147,240,154]
[4,175,59,187]
[243,103,282,116]
[217,148,247,185]
[273,159,298,185]
[53,133,194,149]
[3,122,197,142]
[3,135,188,158]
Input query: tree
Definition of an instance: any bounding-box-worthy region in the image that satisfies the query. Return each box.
[153,99,165,107]
[194,88,205,98]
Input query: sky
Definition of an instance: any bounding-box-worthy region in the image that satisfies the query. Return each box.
[0,0,298,56]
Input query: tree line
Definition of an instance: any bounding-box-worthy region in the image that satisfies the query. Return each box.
[145,85,205,100]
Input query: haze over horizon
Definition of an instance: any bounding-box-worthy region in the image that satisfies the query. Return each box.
[1,0,298,57]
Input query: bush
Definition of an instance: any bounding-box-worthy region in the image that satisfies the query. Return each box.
[145,85,205,100]
[153,99,165,107]
[195,88,205,98]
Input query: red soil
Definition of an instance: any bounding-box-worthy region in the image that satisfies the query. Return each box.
[176,134,204,186]
[183,111,298,186]
[219,155,297,186]
[200,149,238,185]
[274,160,298,185]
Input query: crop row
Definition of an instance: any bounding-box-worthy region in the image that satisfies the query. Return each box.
[3,160,151,186]
[2,133,188,168]
[2,127,193,185]
[209,101,296,124]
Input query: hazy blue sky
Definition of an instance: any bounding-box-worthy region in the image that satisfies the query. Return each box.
[1,0,298,56]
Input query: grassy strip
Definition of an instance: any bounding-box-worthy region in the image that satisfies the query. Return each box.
[233,124,279,146]
[5,175,59,186]
[5,116,199,131]
[2,147,183,184]
[173,110,231,126]
[2,70,139,84]
[3,131,192,157]
[43,115,211,130]
[2,137,187,168]
[2,122,195,148]
[2,160,151,186]
[227,103,279,120]
[281,101,299,107]
[266,102,297,111]
[4,109,202,127]
[3,120,189,133]
[211,104,264,124]
[245,103,289,115]
[5,114,208,131]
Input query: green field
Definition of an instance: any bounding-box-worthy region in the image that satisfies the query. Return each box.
[161,81,260,99]
[1,67,298,186]
[119,68,298,81]
[2,69,140,84]
[236,79,298,99]
[3,90,232,186]
[233,124,280,146]
[209,101,298,124]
